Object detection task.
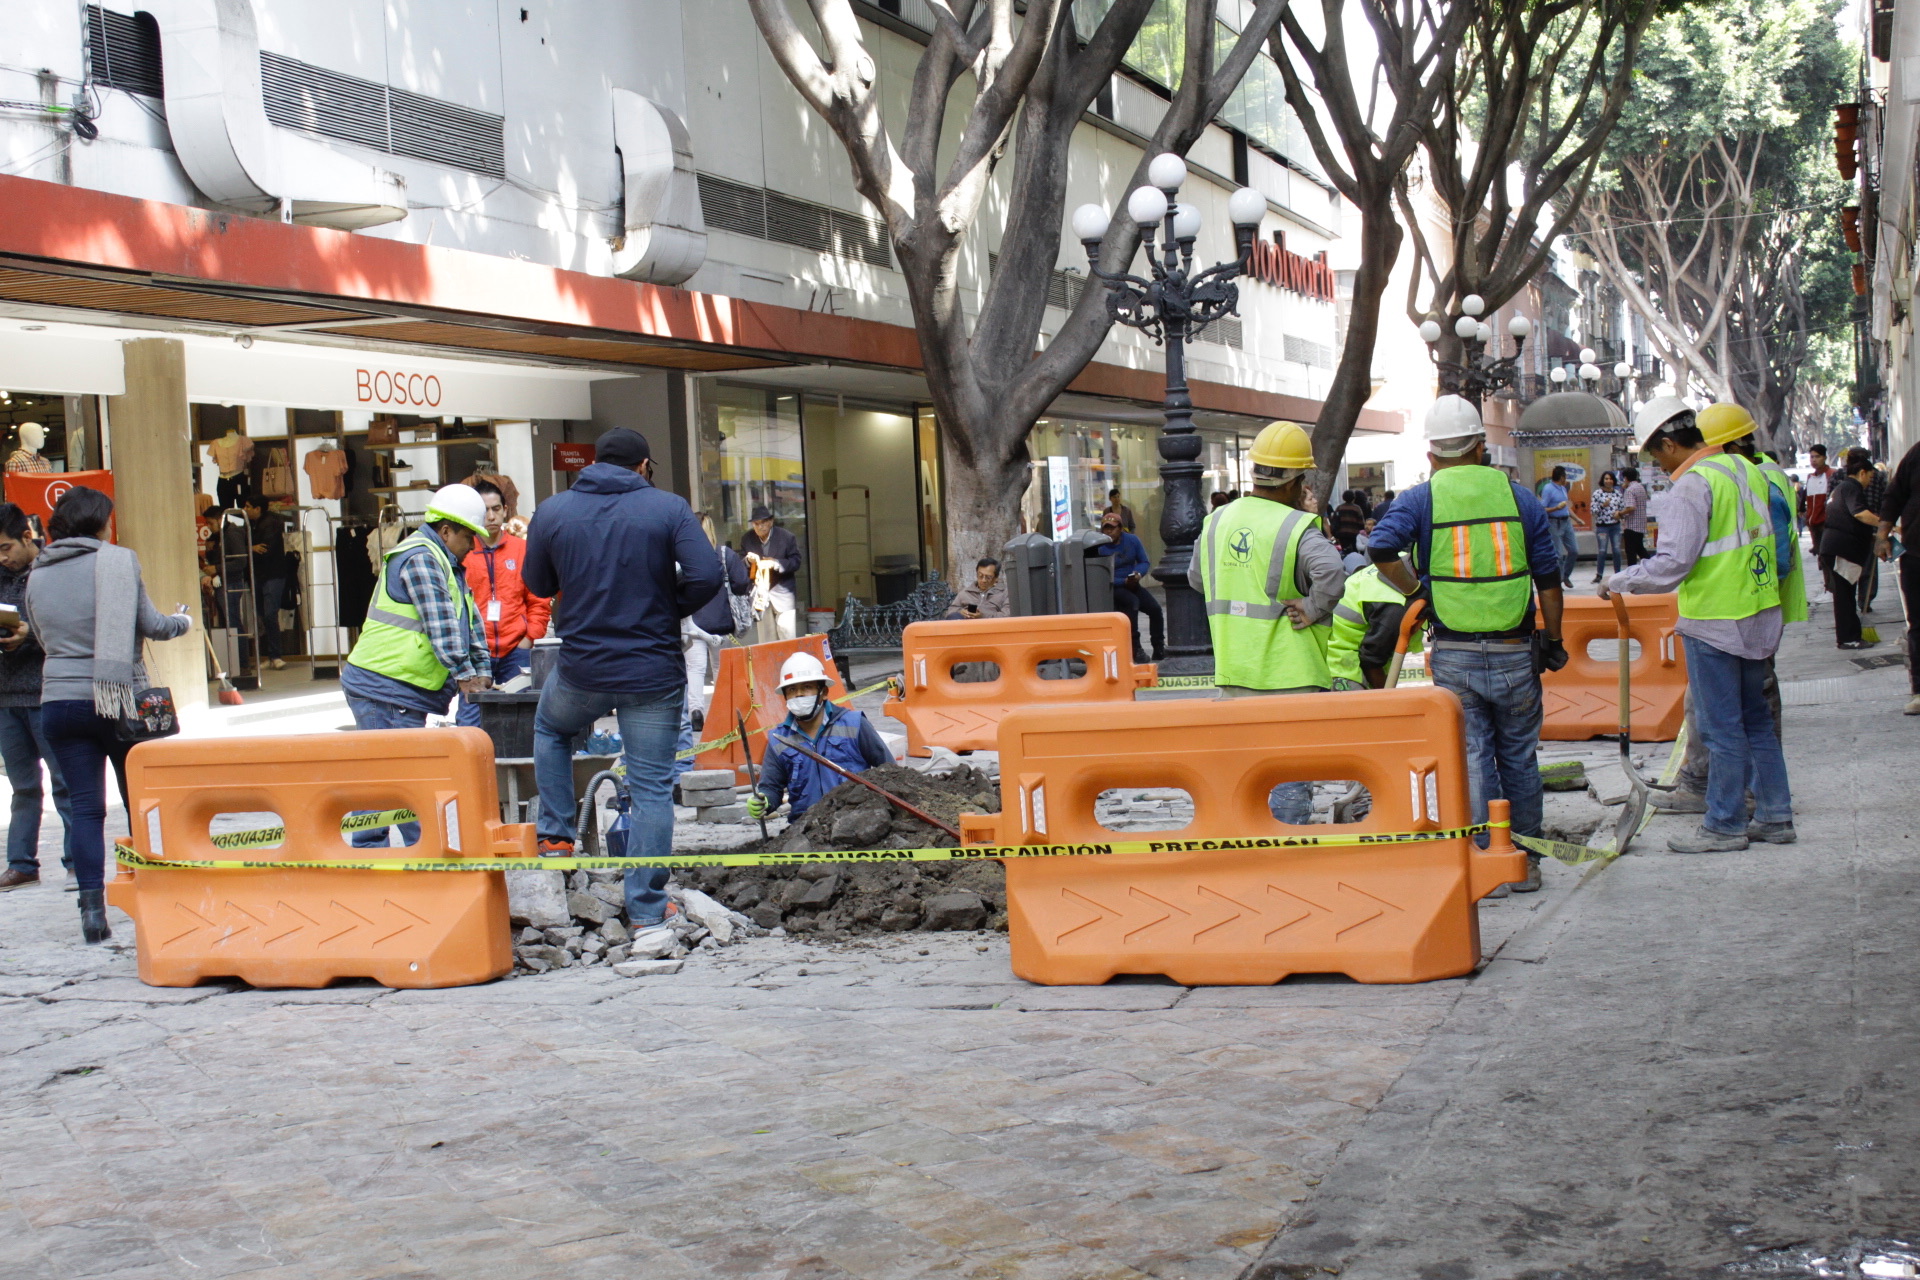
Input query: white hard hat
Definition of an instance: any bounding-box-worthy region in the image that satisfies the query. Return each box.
[423,484,488,535]
[1632,396,1693,452]
[1424,395,1485,457]
[776,651,830,692]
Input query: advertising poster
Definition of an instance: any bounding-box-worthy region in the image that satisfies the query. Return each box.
[1534,448,1592,530]
[1047,455,1072,540]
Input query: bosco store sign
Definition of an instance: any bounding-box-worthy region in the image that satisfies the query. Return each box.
[356,368,443,408]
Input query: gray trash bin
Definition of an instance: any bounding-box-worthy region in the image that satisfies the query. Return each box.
[1002,533,1058,617]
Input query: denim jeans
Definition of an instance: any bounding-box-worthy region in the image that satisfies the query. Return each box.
[534,677,683,924]
[1219,685,1315,824]
[0,705,73,875]
[454,647,530,727]
[38,700,133,892]
[344,694,426,847]
[1429,645,1545,840]
[256,577,286,660]
[1675,658,1782,797]
[1593,523,1623,579]
[1113,581,1165,659]
[1549,518,1579,586]
[1682,636,1792,835]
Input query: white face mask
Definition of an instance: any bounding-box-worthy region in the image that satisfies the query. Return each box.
[785,692,821,719]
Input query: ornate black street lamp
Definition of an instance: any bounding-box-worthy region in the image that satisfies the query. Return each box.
[1073,154,1267,670]
[1419,296,1533,407]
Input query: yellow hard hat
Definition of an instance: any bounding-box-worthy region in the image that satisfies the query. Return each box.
[1697,402,1757,446]
[1250,420,1314,470]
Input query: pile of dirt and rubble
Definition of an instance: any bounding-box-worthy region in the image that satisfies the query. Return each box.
[679,763,1008,940]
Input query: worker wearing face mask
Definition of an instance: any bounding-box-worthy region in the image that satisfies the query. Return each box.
[745,652,892,822]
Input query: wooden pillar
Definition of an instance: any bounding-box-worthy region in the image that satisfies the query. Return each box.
[107,339,206,712]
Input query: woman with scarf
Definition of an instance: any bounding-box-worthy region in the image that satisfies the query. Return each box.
[22,486,191,942]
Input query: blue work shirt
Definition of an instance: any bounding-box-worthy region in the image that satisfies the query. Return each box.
[1539,480,1573,522]
[1368,472,1562,639]
[1096,531,1152,584]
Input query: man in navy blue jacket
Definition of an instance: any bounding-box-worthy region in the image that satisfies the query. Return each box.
[1097,510,1164,663]
[523,428,722,926]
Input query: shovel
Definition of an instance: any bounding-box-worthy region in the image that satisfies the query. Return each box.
[1383,598,1427,689]
[1609,592,1657,851]
[737,711,770,840]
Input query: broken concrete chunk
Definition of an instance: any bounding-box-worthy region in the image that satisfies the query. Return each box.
[506,869,571,929]
[673,887,737,944]
[922,890,987,931]
[626,924,678,960]
[830,809,892,847]
[566,891,616,924]
[679,768,735,790]
[613,958,685,977]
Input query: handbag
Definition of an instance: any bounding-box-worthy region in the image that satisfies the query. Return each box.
[366,419,400,446]
[113,644,180,744]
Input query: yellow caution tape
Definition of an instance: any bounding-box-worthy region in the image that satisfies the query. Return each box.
[116,819,1502,873]
[211,809,419,850]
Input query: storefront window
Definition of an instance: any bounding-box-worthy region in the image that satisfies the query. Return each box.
[2,391,98,473]
[699,385,808,607]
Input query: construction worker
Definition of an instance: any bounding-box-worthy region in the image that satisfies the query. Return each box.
[339,484,492,848]
[1188,420,1346,824]
[1656,403,1801,815]
[1327,560,1418,690]
[1368,396,1565,893]
[745,652,890,823]
[1602,398,1795,852]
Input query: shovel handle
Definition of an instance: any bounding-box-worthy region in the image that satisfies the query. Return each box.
[1384,599,1427,690]
[1611,591,1632,738]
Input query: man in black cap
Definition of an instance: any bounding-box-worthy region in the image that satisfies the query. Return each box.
[740,503,802,642]
[522,428,722,928]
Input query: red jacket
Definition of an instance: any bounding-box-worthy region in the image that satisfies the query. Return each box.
[463,534,552,658]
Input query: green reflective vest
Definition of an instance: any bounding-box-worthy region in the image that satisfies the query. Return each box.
[1679,454,1780,622]
[346,530,479,692]
[1426,465,1533,634]
[1328,564,1417,688]
[1197,495,1331,690]
[1756,456,1809,623]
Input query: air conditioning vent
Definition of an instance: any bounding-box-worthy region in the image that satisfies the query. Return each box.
[697,173,891,268]
[259,51,505,178]
[1284,333,1333,368]
[87,5,163,99]
[1198,317,1244,349]
[988,252,1086,311]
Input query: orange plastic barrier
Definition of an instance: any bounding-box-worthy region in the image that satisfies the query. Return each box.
[884,613,1158,756]
[107,728,534,989]
[698,634,848,782]
[957,687,1524,985]
[1540,592,1685,741]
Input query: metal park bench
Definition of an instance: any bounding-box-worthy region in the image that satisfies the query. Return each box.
[825,575,956,685]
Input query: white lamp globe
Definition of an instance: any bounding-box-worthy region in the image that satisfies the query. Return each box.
[1170,203,1202,241]
[1578,347,1597,363]
[1127,185,1169,227]
[1549,367,1569,385]
[1454,315,1480,339]
[1614,361,1635,379]
[1461,294,1485,317]
[1508,316,1533,339]
[1227,186,1266,227]
[1071,203,1111,242]
[1419,320,1443,344]
[1477,321,1495,343]
[1579,362,1601,381]
[1147,153,1188,192]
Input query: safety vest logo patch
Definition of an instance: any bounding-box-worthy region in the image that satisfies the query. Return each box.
[1227,527,1255,565]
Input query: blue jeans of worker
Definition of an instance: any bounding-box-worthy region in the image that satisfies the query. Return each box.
[256,577,286,661]
[534,678,683,925]
[454,647,529,727]
[1682,636,1792,836]
[38,701,132,893]
[344,695,426,847]
[1593,523,1623,580]
[1549,518,1579,587]
[0,705,74,875]
[1220,685,1314,824]
[1429,646,1544,841]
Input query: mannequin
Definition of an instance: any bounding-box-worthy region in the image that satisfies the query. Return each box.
[210,427,255,509]
[6,422,50,474]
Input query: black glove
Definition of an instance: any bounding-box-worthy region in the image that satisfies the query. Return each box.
[1532,631,1570,674]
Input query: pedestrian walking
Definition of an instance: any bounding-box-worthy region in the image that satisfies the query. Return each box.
[1189,420,1345,825]
[1872,436,1920,715]
[1603,399,1794,853]
[1590,472,1626,582]
[745,652,891,823]
[741,505,801,643]
[1654,404,1800,815]
[1327,560,1415,690]
[1819,452,1885,650]
[1619,466,1651,564]
[339,485,493,848]
[240,495,290,671]
[1330,490,1367,555]
[1804,443,1835,555]
[21,486,192,942]
[1370,396,1565,894]
[1104,488,1137,533]
[454,477,551,727]
[522,428,721,927]
[1539,466,1579,587]
[1099,510,1165,663]
[0,502,74,892]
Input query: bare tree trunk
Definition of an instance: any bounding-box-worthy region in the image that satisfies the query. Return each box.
[1312,207,1403,504]
[942,438,1034,572]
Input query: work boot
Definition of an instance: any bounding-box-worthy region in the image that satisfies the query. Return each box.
[1650,788,1706,813]
[1905,695,1920,716]
[1508,853,1543,893]
[1482,882,1512,900]
[538,839,575,857]
[0,868,39,891]
[1667,826,1748,854]
[77,889,111,944]
[1745,820,1798,844]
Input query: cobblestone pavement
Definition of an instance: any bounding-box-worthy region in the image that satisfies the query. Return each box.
[0,856,1577,1280]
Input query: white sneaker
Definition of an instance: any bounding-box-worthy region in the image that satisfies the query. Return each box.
[269,659,286,670]
[63,869,78,892]
[1906,694,1920,716]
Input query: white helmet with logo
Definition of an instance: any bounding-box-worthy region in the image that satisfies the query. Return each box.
[776,651,830,692]
[1632,396,1693,452]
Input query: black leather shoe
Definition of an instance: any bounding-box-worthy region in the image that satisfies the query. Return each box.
[78,889,111,944]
